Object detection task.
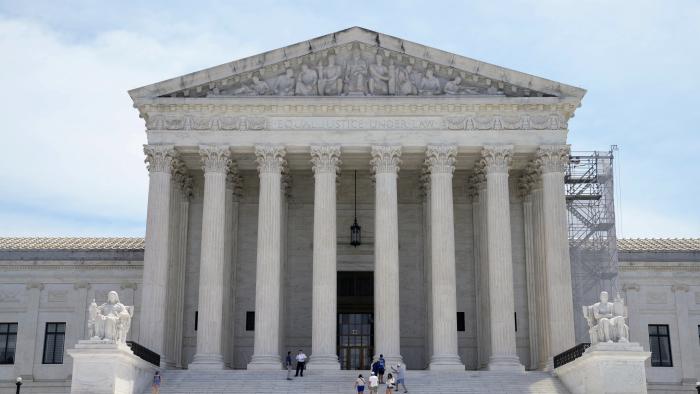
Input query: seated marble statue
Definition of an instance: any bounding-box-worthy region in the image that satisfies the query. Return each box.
[88,291,133,344]
[582,291,629,345]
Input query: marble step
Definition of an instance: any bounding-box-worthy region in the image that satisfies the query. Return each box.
[150,370,570,394]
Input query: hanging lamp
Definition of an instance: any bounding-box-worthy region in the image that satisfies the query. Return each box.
[350,170,361,247]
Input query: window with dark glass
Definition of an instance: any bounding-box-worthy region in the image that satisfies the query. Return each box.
[457,312,465,332]
[648,324,672,367]
[42,322,66,364]
[246,311,255,331]
[0,323,18,364]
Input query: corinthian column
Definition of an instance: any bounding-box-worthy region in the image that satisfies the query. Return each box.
[482,145,523,371]
[248,145,286,370]
[370,145,403,366]
[308,145,341,370]
[141,145,176,358]
[536,145,575,361]
[191,145,231,369]
[425,145,464,370]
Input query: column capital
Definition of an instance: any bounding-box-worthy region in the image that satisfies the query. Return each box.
[425,144,457,174]
[467,169,486,201]
[255,144,287,174]
[480,145,513,174]
[370,145,402,174]
[200,145,231,174]
[310,145,342,175]
[419,166,431,198]
[536,145,570,174]
[144,144,177,174]
[517,162,541,198]
[227,162,243,199]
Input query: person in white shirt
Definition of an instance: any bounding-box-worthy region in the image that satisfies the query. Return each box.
[294,349,307,377]
[368,372,379,393]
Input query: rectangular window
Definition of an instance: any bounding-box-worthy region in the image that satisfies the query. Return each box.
[0,323,18,364]
[194,311,198,331]
[648,324,672,367]
[246,311,255,331]
[42,322,66,364]
[456,312,465,332]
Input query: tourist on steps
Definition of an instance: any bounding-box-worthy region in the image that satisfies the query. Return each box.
[355,374,366,393]
[385,373,395,394]
[151,371,161,394]
[390,364,408,393]
[377,354,386,383]
[368,372,379,393]
[294,349,307,377]
[285,351,293,380]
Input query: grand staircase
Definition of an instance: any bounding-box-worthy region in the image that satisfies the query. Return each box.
[149,369,570,393]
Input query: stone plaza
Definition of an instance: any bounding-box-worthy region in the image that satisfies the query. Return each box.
[1,27,699,393]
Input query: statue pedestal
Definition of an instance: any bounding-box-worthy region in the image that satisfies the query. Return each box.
[554,342,650,394]
[67,340,157,394]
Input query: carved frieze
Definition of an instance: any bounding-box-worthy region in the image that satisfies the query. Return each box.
[160,43,551,99]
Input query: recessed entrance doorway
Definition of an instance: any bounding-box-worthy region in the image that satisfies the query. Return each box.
[337,271,374,370]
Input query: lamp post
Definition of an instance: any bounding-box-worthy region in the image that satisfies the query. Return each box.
[15,377,22,394]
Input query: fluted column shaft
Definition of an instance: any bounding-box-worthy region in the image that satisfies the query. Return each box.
[164,170,190,369]
[308,145,341,369]
[537,145,575,361]
[532,184,551,370]
[370,145,403,366]
[482,146,523,371]
[427,145,464,370]
[521,192,539,370]
[477,178,490,369]
[141,145,175,357]
[191,146,231,369]
[248,145,286,370]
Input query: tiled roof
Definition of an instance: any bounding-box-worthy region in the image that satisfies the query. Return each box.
[0,237,145,250]
[617,238,700,253]
[0,237,698,252]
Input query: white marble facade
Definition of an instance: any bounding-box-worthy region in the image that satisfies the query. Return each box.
[127,27,583,372]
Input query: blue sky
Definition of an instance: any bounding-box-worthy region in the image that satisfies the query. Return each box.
[0,0,698,238]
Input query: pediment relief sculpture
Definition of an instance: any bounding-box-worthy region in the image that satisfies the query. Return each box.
[165,43,553,99]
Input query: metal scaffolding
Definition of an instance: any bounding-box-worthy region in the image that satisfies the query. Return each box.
[565,146,618,342]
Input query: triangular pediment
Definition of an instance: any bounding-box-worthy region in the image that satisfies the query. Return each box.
[129,27,585,101]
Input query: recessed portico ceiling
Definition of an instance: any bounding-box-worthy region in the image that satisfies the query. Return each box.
[128,26,585,103]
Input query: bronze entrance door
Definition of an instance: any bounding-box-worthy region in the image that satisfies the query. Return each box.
[337,313,373,370]
[337,271,374,370]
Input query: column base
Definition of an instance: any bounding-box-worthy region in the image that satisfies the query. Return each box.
[429,354,465,371]
[307,354,340,370]
[377,354,404,370]
[487,355,525,372]
[247,354,282,370]
[189,353,225,370]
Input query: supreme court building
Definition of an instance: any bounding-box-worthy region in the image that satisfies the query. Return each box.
[127,26,582,372]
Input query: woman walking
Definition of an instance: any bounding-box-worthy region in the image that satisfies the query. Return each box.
[354,374,366,393]
[385,373,395,394]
